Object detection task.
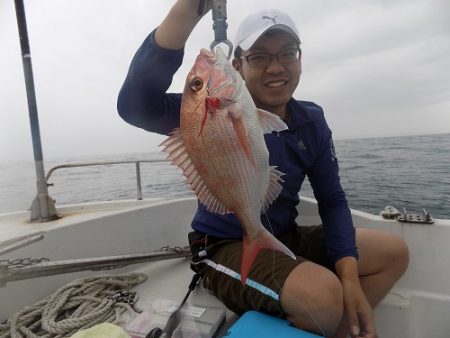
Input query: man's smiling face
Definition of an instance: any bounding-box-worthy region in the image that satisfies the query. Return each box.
[234,30,301,117]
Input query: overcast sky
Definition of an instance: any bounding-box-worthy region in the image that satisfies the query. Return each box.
[1,0,449,161]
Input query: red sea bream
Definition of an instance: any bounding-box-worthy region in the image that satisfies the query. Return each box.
[161,47,296,284]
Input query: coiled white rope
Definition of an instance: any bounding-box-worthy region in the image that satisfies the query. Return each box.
[0,273,147,338]
[380,205,401,219]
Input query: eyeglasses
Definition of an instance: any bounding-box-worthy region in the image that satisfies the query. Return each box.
[240,48,301,68]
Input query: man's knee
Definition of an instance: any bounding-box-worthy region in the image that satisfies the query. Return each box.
[390,234,409,273]
[357,228,409,274]
[365,229,409,275]
[281,262,343,336]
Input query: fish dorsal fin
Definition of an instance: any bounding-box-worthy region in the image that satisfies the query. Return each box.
[261,166,285,213]
[160,128,232,215]
[257,109,288,134]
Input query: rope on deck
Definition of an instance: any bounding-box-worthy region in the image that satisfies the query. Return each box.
[0,273,147,338]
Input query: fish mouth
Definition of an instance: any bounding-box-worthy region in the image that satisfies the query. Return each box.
[200,48,216,58]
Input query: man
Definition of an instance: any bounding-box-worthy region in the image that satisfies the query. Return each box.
[117,1,409,337]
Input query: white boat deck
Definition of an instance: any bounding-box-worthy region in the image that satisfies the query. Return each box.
[1,196,450,337]
[0,198,169,242]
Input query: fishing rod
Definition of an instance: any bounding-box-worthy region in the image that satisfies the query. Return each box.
[14,0,58,222]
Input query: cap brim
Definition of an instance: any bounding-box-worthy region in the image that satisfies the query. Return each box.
[238,24,300,50]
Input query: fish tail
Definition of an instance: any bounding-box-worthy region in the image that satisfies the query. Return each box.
[241,228,296,285]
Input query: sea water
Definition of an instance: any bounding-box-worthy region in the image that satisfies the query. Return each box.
[1,133,449,219]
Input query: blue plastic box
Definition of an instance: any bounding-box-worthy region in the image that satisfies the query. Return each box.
[224,311,323,337]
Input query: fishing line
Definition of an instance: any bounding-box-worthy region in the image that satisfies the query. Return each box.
[263,212,326,337]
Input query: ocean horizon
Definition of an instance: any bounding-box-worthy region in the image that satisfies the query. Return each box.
[1,132,449,219]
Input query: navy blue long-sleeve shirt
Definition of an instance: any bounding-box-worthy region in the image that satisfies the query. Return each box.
[117,31,358,263]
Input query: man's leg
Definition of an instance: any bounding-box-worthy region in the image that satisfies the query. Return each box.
[195,237,344,336]
[332,228,409,337]
[280,262,344,336]
[357,228,409,305]
[195,228,408,337]
[279,225,346,336]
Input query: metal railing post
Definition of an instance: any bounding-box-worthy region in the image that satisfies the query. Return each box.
[136,162,143,200]
[15,0,58,222]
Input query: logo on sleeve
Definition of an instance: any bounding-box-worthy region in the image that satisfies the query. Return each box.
[298,139,306,150]
[330,138,337,162]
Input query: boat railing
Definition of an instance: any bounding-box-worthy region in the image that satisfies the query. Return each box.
[45,159,170,201]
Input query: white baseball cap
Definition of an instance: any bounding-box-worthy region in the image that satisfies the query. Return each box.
[234,9,301,51]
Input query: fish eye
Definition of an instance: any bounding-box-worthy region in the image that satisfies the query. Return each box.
[190,77,203,91]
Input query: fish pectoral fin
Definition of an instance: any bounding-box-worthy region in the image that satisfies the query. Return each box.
[261,166,285,213]
[241,228,296,285]
[257,109,288,134]
[229,111,256,167]
[160,128,231,215]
